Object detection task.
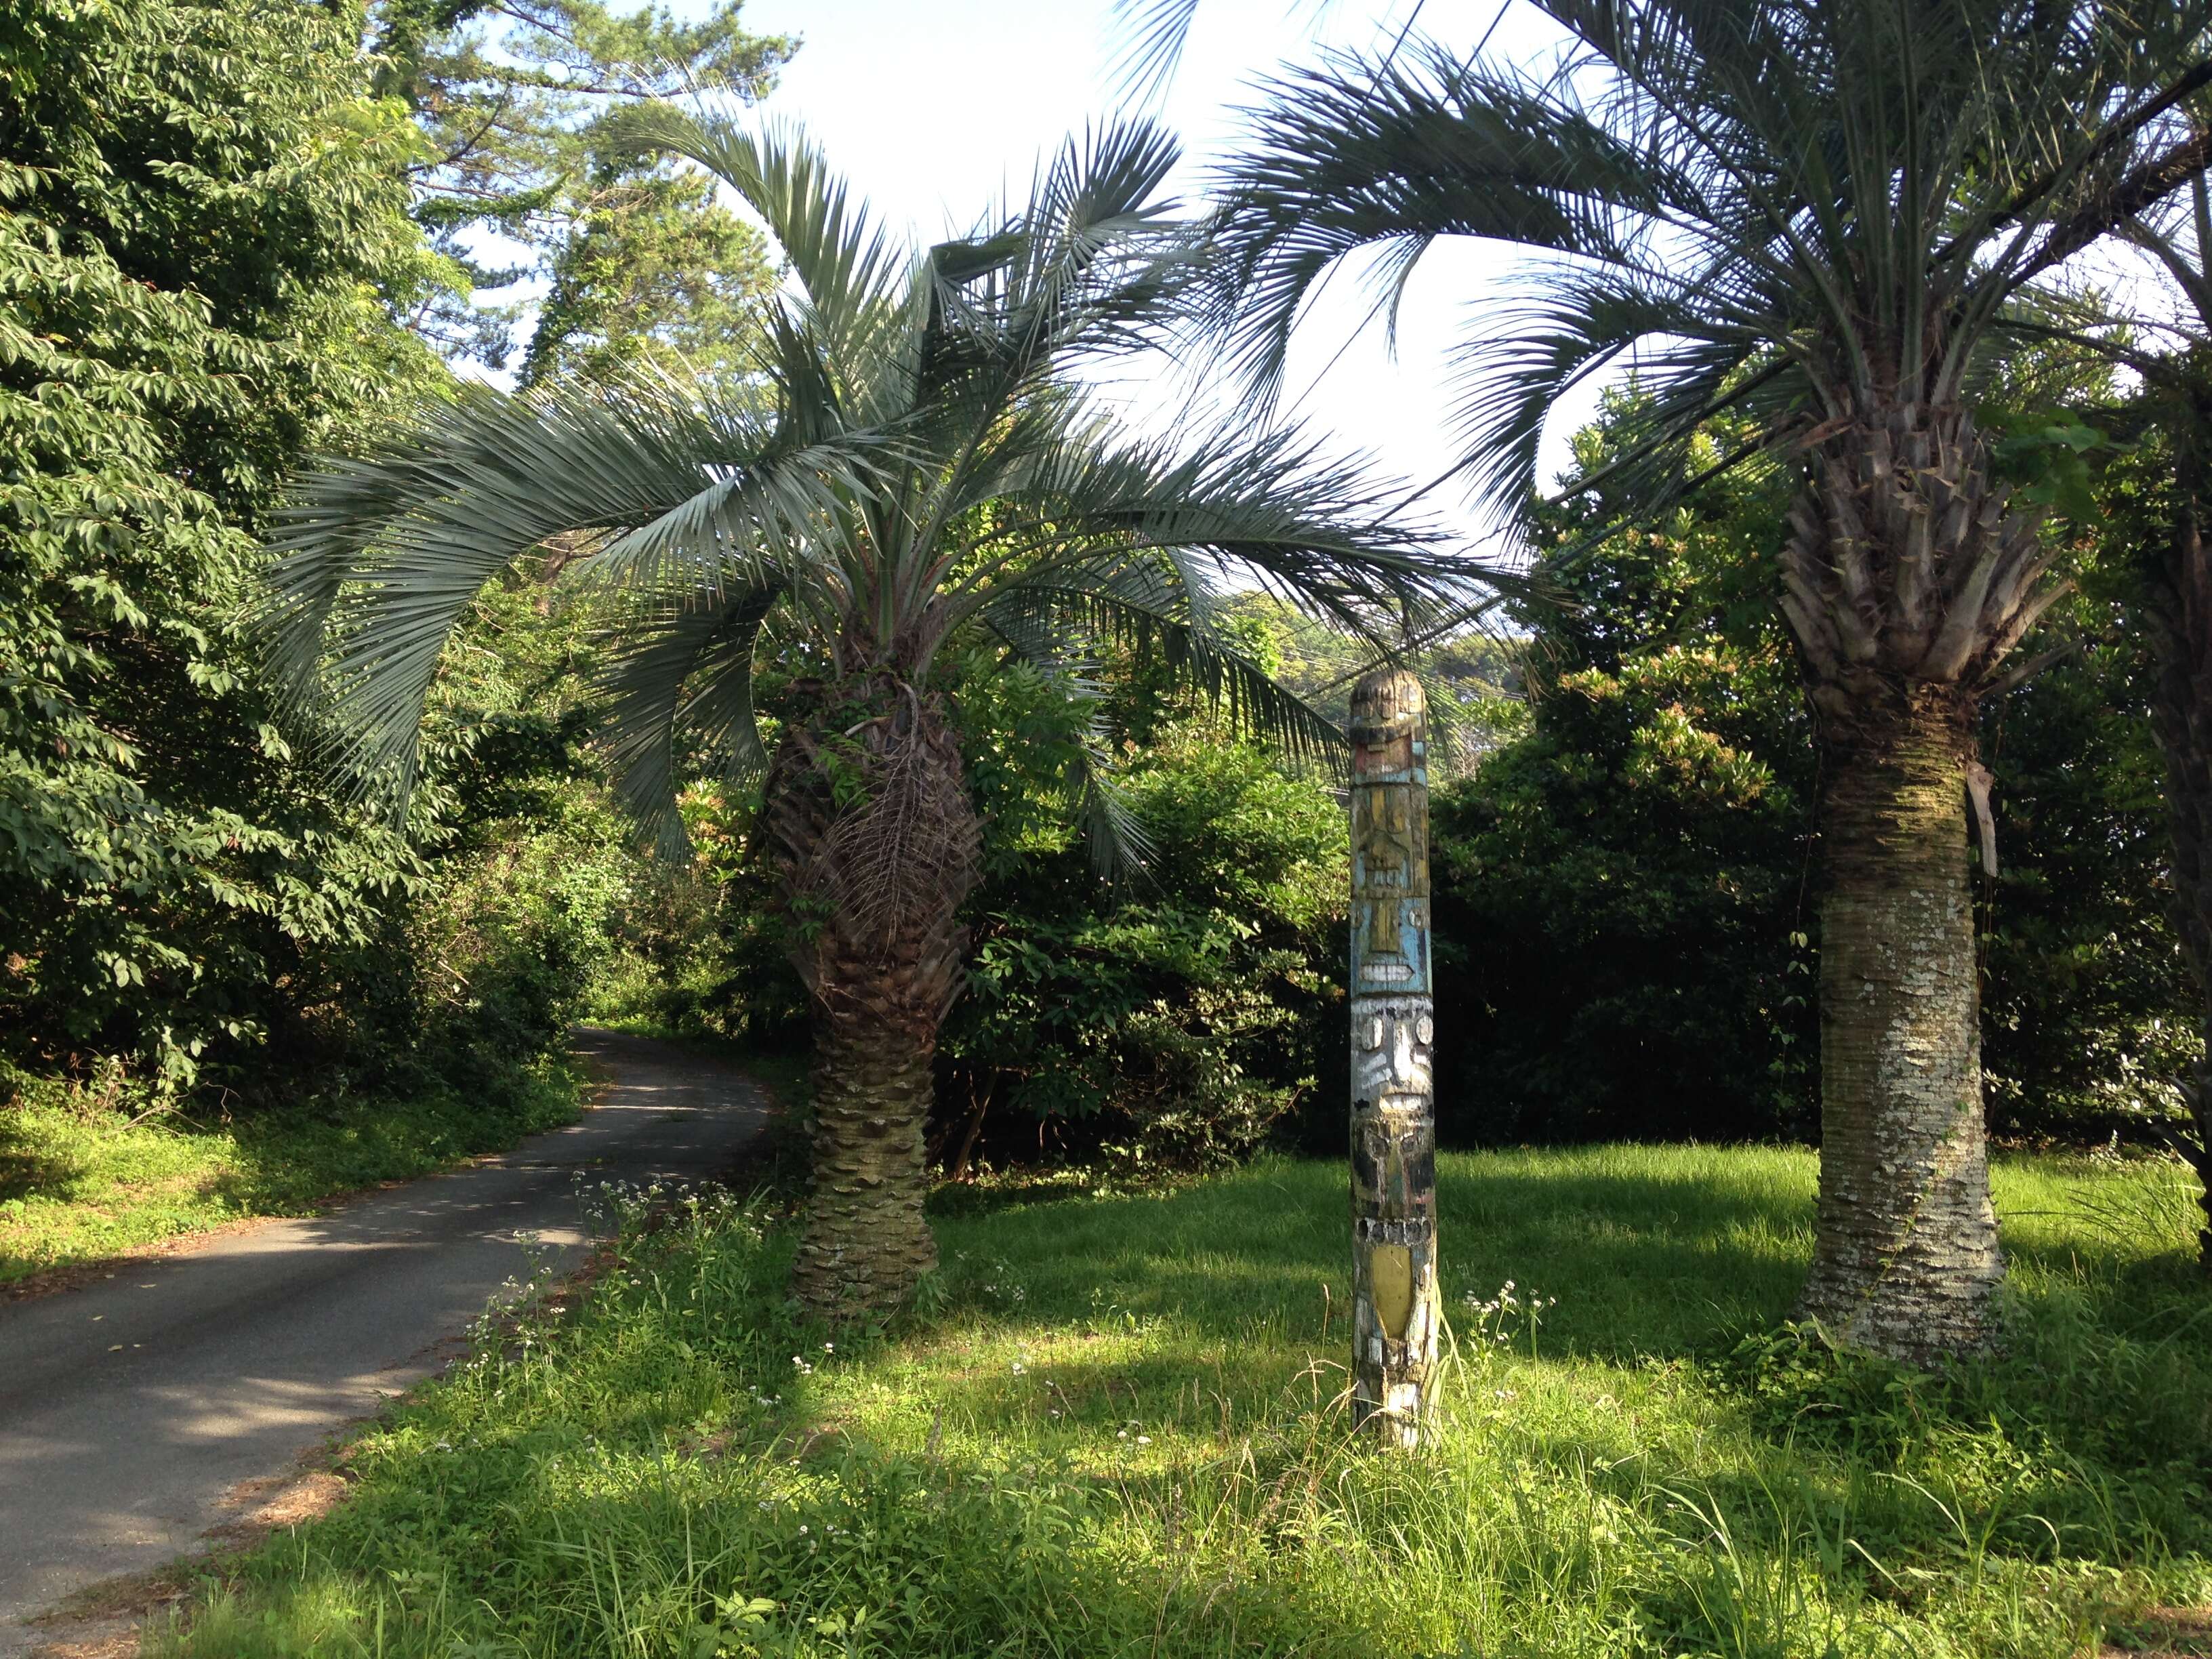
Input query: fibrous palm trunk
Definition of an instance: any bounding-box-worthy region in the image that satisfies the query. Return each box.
[1781,403,2053,1361]
[763,674,980,1318]
[1793,682,2005,1353]
[2144,415,2212,1273]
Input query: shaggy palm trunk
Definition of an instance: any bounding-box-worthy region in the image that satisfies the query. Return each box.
[1794,687,2005,1353]
[764,675,979,1318]
[2145,418,2212,1273]
[1782,403,2048,1360]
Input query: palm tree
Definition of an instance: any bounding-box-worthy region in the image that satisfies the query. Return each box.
[261,113,1465,1317]
[1127,0,2212,1357]
[2052,177,2212,1271]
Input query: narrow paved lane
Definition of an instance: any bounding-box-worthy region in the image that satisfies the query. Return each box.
[0,1029,771,1654]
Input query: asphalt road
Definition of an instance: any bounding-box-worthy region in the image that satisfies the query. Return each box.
[0,1028,773,1655]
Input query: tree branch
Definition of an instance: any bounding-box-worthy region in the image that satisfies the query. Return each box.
[2018,127,2212,285]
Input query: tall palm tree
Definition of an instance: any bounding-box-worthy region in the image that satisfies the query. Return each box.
[262,113,1464,1317]
[1128,0,2212,1357]
[2053,176,2212,1271]
[2144,359,2212,1274]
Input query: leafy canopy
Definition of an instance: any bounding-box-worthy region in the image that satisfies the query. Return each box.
[369,0,794,375]
[0,0,443,1086]
[264,107,1479,872]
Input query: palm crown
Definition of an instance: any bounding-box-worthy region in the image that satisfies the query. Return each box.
[260,108,1470,1315]
[264,114,1456,851]
[1183,1,2209,516]
[1118,0,2212,1359]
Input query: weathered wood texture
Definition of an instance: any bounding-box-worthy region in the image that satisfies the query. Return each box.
[1349,668,1438,1448]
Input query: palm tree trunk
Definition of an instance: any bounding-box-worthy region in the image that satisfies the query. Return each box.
[1780,405,2046,1360]
[2146,421,2212,1273]
[1795,685,2005,1355]
[764,676,980,1318]
[794,930,952,1313]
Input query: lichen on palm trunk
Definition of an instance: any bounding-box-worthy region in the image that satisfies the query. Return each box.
[763,675,979,1318]
[1795,686,2004,1356]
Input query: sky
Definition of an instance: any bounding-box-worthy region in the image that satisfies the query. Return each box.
[670,0,1598,552]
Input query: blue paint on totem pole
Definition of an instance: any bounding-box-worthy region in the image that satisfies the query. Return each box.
[1349,735,1432,998]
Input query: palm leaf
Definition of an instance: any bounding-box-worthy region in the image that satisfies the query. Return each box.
[597,583,781,855]
[983,560,1347,769]
[949,417,1485,643]
[609,105,914,382]
[264,377,874,796]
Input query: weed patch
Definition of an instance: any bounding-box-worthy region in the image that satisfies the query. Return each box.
[147,1147,2211,1658]
[0,1061,583,1286]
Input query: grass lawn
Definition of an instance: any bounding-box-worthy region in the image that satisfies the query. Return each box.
[0,1061,583,1286]
[152,1146,2210,1658]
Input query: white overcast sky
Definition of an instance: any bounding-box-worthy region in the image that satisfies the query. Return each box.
[667,0,1597,550]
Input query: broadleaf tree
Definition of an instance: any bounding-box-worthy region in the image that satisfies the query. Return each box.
[261,108,1473,1317]
[0,0,446,1090]
[2057,172,2212,1269]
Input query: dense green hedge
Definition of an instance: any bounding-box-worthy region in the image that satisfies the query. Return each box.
[0,3,674,1115]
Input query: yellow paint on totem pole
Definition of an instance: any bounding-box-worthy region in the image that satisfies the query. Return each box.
[1371,1244,1414,1339]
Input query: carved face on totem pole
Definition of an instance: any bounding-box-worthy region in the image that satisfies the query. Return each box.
[1352,1002,1436,1223]
[1354,1002,1434,1109]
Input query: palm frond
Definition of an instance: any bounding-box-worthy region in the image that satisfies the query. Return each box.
[597,583,781,856]
[1191,0,2212,540]
[1070,731,1157,883]
[1206,41,1696,397]
[982,560,1347,769]
[1107,0,1206,102]
[1452,268,1770,519]
[262,377,872,797]
[610,104,913,375]
[951,417,1493,643]
[913,119,1194,438]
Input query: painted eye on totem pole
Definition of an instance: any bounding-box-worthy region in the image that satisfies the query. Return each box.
[1365,1017,1386,1050]
[1416,1015,1433,1046]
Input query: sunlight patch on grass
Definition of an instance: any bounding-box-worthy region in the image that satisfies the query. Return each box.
[0,1061,583,1284]
[146,1146,2212,1659]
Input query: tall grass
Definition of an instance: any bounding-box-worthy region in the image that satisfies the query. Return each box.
[151,1147,2211,1658]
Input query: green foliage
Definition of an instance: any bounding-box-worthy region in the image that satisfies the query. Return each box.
[1182,0,2208,549]
[1432,398,1822,1142]
[1435,638,1820,1143]
[369,0,792,373]
[948,667,1349,1167]
[1431,386,2196,1145]
[0,0,446,1090]
[0,1058,581,1284]
[373,571,731,1095]
[1220,592,1520,781]
[148,1147,2210,1658]
[647,647,1354,1170]
[0,1,709,1151]
[1978,610,2198,1141]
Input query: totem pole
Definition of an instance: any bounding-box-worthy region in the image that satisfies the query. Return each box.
[1347,668,1437,1449]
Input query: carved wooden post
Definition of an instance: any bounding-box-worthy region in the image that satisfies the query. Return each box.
[1349,668,1437,1449]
